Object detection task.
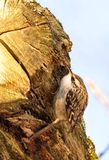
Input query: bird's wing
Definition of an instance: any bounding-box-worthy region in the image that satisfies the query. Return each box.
[65,89,80,126]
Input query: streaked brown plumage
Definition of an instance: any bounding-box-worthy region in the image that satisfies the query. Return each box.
[30,71,88,140]
[65,73,88,127]
[54,72,88,128]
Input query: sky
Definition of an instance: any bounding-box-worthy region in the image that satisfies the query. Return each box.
[37,1,109,159]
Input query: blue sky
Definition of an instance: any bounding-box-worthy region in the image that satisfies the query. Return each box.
[37,1,109,159]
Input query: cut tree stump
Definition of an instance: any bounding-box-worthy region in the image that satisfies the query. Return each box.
[0,0,98,159]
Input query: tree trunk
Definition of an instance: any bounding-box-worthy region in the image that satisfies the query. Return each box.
[0,0,98,159]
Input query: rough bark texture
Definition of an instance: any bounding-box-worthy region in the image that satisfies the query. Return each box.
[0,0,98,159]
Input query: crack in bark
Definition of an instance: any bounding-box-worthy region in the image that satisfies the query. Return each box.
[36,21,50,26]
[0,26,30,36]
[0,38,30,81]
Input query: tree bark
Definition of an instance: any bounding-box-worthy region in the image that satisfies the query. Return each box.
[0,0,98,159]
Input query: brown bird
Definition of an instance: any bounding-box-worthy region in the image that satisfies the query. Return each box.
[30,71,88,140]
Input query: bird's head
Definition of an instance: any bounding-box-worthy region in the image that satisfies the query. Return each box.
[72,74,86,89]
[71,74,81,88]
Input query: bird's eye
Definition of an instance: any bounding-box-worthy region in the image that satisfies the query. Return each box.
[71,76,75,81]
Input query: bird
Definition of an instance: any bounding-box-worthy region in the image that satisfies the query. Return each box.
[30,70,88,140]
